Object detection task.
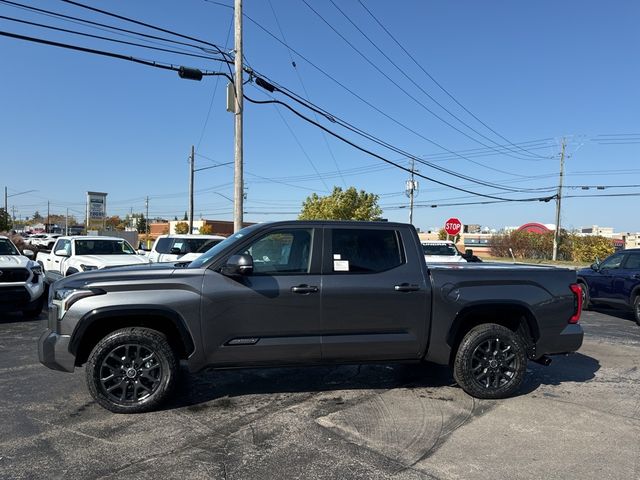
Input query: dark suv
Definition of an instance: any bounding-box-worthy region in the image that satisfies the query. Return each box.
[577,248,640,325]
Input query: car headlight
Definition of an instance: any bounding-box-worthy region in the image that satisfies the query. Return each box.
[80,264,98,271]
[52,287,105,320]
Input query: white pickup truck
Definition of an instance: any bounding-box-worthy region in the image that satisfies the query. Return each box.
[0,235,46,317]
[36,236,152,282]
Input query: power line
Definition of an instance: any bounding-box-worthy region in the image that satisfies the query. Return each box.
[302,0,540,166]
[267,0,346,187]
[244,92,555,203]
[204,0,549,178]
[326,0,545,162]
[355,0,547,160]
[0,29,228,76]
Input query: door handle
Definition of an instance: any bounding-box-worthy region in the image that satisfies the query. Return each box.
[54,260,60,264]
[395,283,420,292]
[291,285,319,294]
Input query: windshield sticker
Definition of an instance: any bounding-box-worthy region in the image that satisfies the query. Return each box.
[334,260,349,271]
[333,254,342,260]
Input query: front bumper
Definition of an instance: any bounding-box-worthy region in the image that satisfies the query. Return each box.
[534,324,584,358]
[38,329,75,372]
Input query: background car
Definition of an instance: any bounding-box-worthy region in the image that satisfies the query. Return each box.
[148,234,226,263]
[0,235,45,317]
[577,248,640,325]
[421,240,467,264]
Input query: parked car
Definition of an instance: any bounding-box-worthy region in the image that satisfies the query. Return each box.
[421,240,467,263]
[0,235,45,317]
[577,248,640,325]
[36,236,152,282]
[31,234,62,250]
[39,221,583,413]
[147,234,226,263]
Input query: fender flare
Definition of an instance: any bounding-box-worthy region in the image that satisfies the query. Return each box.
[69,305,195,358]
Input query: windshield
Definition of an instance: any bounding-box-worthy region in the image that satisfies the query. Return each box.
[188,224,261,268]
[194,238,224,253]
[75,239,136,255]
[0,239,19,255]
[422,243,459,256]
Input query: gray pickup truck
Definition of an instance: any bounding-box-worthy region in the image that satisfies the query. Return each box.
[38,221,584,413]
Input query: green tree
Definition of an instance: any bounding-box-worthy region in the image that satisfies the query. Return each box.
[136,214,147,233]
[199,224,214,235]
[183,212,188,221]
[0,208,13,231]
[174,222,189,234]
[438,228,460,243]
[299,186,382,221]
[32,210,44,223]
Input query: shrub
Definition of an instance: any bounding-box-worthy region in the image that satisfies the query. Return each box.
[572,235,614,263]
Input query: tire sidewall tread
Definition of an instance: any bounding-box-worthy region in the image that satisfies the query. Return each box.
[453,323,527,400]
[86,327,177,413]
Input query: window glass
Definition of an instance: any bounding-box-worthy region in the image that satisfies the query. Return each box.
[422,243,459,256]
[625,253,640,270]
[600,253,623,270]
[75,240,135,255]
[56,239,71,255]
[331,229,403,273]
[239,229,312,274]
[154,238,172,254]
[0,239,19,255]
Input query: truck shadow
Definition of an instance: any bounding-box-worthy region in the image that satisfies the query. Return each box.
[164,353,600,410]
[519,352,600,395]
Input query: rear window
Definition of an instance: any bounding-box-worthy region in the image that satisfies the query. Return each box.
[330,229,403,273]
[422,243,459,256]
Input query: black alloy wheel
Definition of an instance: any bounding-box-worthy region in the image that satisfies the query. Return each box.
[86,328,177,413]
[580,282,591,311]
[454,323,527,399]
[634,296,640,326]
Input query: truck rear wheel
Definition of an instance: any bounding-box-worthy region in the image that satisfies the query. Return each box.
[633,295,640,326]
[86,327,177,413]
[453,323,527,399]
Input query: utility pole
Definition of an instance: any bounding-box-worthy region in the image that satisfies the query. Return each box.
[552,138,566,261]
[3,186,7,218]
[233,0,244,233]
[65,208,69,235]
[47,200,50,233]
[145,196,149,247]
[188,145,195,234]
[405,159,418,225]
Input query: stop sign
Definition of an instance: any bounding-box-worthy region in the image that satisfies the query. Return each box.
[444,218,462,236]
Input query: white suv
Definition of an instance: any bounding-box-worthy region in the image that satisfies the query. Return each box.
[421,240,467,264]
[148,235,226,263]
[0,235,46,317]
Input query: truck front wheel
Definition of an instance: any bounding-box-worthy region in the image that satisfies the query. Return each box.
[85,328,178,413]
[453,323,527,399]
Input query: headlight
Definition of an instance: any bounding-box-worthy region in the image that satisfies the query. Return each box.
[80,264,98,271]
[52,287,105,320]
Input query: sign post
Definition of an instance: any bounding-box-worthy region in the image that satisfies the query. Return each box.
[86,191,108,234]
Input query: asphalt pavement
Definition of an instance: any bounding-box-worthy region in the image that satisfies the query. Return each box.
[0,307,638,480]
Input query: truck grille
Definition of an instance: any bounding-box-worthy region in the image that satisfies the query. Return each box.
[0,286,30,306]
[0,268,30,283]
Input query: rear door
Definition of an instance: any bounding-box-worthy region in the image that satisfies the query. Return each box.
[591,252,625,303]
[320,225,430,362]
[200,226,322,366]
[619,252,640,304]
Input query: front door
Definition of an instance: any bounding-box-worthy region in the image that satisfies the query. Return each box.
[200,227,322,366]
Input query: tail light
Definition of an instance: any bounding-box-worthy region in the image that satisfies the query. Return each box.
[569,283,582,324]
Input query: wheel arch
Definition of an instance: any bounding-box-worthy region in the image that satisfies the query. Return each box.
[447,302,538,365]
[70,306,195,367]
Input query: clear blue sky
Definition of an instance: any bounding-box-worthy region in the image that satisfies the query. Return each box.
[2,0,639,232]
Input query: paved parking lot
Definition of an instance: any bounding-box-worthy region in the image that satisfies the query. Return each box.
[1,308,639,480]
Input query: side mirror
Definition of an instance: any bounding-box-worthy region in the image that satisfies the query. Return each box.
[54,249,70,257]
[169,247,182,255]
[590,263,600,271]
[22,249,34,259]
[221,254,253,276]
[465,249,473,256]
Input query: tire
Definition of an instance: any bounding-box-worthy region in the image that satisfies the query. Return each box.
[633,295,640,327]
[453,323,527,399]
[579,282,591,311]
[22,295,44,318]
[86,327,178,413]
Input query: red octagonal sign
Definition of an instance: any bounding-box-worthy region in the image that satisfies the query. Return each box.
[444,218,462,236]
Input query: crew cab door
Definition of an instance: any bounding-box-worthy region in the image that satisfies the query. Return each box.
[200,226,322,366]
[320,226,430,361]
[46,238,71,275]
[619,252,640,304]
[591,252,625,304]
